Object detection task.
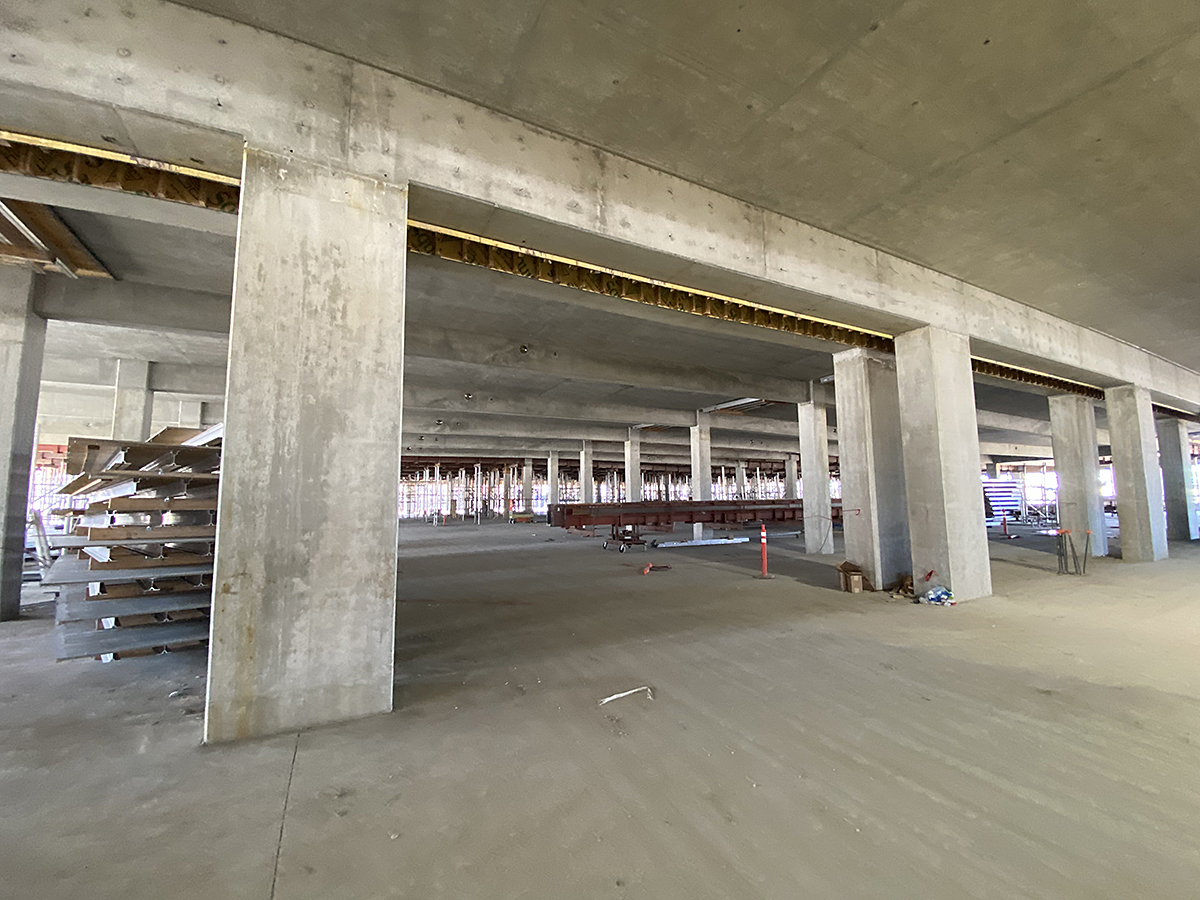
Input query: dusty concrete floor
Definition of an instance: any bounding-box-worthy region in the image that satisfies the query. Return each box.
[4,523,1200,899]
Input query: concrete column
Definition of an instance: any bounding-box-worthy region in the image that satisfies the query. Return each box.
[784,455,798,500]
[624,428,643,502]
[798,400,834,554]
[522,457,533,513]
[111,358,152,441]
[178,399,203,429]
[547,450,560,506]
[833,348,909,591]
[206,148,408,742]
[1105,385,1168,562]
[1156,417,1199,541]
[894,327,991,600]
[0,268,44,622]
[579,440,594,503]
[735,460,748,498]
[690,412,712,500]
[502,466,512,516]
[690,412,712,540]
[985,460,999,479]
[1048,394,1108,557]
[474,465,482,518]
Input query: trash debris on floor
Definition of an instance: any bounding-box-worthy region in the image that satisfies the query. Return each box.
[836,560,874,593]
[888,573,915,601]
[914,586,955,606]
[597,685,654,706]
[641,564,671,575]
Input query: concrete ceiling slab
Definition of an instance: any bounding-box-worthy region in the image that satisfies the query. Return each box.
[170,0,1200,368]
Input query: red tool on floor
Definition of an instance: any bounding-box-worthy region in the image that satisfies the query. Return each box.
[642,564,671,575]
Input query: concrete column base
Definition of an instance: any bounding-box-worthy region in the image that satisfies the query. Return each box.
[798,399,834,554]
[579,441,594,504]
[547,450,560,507]
[111,358,152,441]
[624,429,642,502]
[0,268,44,622]
[1105,385,1168,561]
[690,412,712,502]
[895,327,991,600]
[1156,417,1199,542]
[205,148,407,742]
[832,348,910,591]
[1049,394,1108,556]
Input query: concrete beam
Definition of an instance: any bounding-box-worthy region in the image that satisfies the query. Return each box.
[402,415,809,457]
[404,390,807,436]
[399,436,790,465]
[0,172,238,236]
[36,278,231,335]
[405,328,812,404]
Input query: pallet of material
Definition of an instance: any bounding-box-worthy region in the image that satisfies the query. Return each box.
[50,432,223,663]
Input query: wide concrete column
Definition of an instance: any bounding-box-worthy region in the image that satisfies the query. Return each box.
[502,466,513,516]
[111,358,152,441]
[1048,394,1108,556]
[735,460,748,498]
[547,450,560,506]
[783,455,798,500]
[206,148,408,743]
[798,399,834,554]
[624,428,643,502]
[521,457,534,512]
[1156,417,1199,541]
[579,440,594,503]
[894,327,991,600]
[1105,385,1168,562]
[178,399,203,429]
[0,268,44,622]
[833,348,909,590]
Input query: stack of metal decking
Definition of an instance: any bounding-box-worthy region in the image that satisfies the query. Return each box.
[42,425,222,662]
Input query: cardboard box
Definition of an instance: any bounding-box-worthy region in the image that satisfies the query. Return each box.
[836,560,874,593]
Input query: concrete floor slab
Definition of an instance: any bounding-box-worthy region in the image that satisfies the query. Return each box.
[5,524,1200,898]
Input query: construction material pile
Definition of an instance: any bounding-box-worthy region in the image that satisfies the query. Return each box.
[42,425,222,662]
